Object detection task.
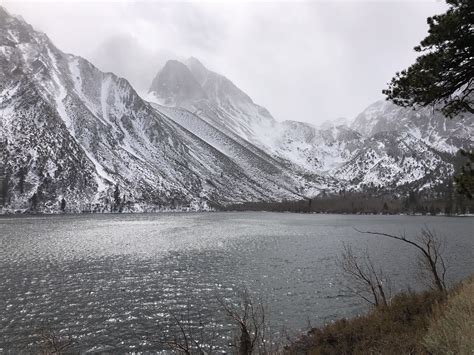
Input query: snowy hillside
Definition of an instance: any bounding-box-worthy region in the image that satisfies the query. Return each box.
[1,6,472,213]
[333,132,454,192]
[148,57,473,193]
[351,100,473,154]
[148,57,278,151]
[0,7,320,212]
[148,58,366,174]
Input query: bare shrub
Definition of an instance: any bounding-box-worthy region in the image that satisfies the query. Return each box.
[154,307,219,354]
[37,327,75,355]
[218,288,272,354]
[355,227,448,292]
[337,243,391,307]
[155,288,281,354]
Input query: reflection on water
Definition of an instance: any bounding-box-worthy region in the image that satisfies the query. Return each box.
[0,213,472,352]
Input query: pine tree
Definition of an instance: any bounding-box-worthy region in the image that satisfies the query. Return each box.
[383,0,473,117]
[17,166,26,194]
[113,184,121,212]
[454,150,474,199]
[30,192,38,211]
[407,191,418,213]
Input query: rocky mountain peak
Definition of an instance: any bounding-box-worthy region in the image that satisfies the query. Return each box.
[0,6,37,46]
[0,5,12,20]
[0,6,26,25]
[185,56,209,85]
[148,59,207,106]
[2,5,473,213]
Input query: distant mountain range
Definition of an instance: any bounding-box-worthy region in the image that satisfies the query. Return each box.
[0,6,472,212]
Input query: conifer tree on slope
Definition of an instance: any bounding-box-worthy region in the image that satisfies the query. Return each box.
[383,0,473,117]
[383,0,473,199]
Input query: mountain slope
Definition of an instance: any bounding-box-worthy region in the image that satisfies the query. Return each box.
[337,100,473,193]
[333,132,454,192]
[148,58,473,195]
[148,58,366,174]
[1,6,472,212]
[0,7,313,212]
[351,100,473,154]
[149,57,278,151]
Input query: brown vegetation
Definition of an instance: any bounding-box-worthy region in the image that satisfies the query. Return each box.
[423,276,474,355]
[288,276,473,355]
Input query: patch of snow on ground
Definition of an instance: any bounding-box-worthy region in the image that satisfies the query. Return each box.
[101,75,113,126]
[45,46,75,136]
[82,149,115,192]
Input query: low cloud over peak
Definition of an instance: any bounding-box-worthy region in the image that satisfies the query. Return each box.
[4,0,447,123]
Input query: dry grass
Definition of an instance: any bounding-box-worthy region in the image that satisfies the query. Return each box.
[291,291,443,354]
[423,276,474,355]
[288,275,474,355]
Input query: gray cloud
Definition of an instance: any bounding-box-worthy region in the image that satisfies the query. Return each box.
[4,0,447,124]
[90,33,175,93]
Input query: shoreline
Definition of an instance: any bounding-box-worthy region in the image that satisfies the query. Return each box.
[1,209,473,218]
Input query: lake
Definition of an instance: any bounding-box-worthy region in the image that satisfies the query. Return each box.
[0,212,472,352]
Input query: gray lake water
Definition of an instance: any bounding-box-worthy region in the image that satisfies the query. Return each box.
[0,212,473,352]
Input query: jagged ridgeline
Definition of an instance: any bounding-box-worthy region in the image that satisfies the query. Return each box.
[0,6,472,213]
[0,6,312,213]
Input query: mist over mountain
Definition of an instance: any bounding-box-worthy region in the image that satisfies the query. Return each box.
[148,57,473,192]
[90,34,175,95]
[0,5,472,213]
[0,7,319,212]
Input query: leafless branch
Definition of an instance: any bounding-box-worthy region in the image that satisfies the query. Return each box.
[337,243,391,307]
[153,305,219,354]
[217,288,274,354]
[37,327,75,355]
[354,227,448,292]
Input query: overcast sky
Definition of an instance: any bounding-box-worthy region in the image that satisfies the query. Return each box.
[4,0,447,124]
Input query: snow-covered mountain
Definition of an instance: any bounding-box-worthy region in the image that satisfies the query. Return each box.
[148,60,207,107]
[333,131,454,192]
[148,57,278,150]
[0,7,323,212]
[332,100,473,193]
[351,100,473,154]
[148,58,473,195]
[148,57,365,174]
[1,6,472,212]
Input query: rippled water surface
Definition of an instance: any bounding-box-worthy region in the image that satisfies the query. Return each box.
[1,213,473,352]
